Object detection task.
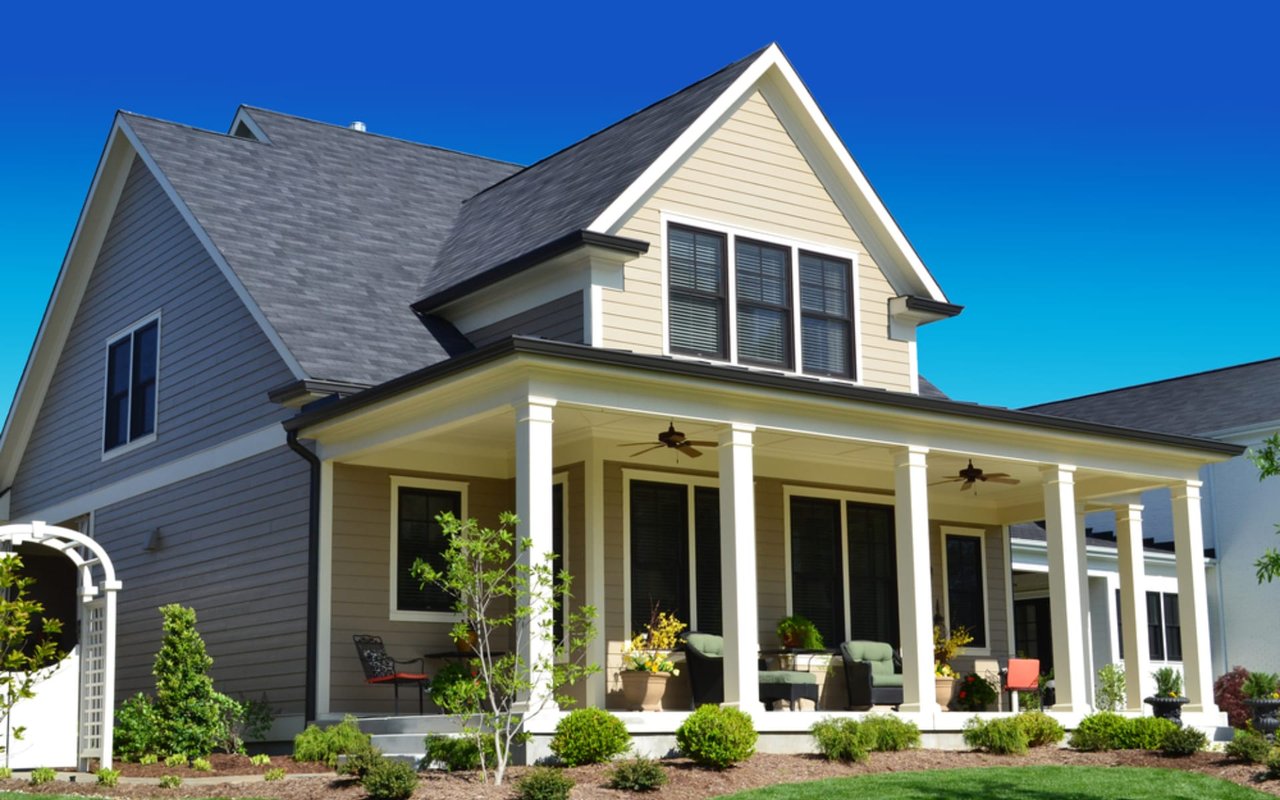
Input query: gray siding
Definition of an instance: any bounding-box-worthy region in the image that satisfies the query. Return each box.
[465,292,584,349]
[10,156,296,518]
[94,445,310,713]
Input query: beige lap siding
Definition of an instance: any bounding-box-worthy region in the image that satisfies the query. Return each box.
[603,90,912,393]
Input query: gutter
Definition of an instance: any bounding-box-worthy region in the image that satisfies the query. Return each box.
[286,429,321,724]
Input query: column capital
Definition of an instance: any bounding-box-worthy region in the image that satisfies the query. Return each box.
[1114,503,1144,521]
[718,423,756,447]
[515,397,557,423]
[1170,479,1203,500]
[1039,464,1077,482]
[892,445,929,468]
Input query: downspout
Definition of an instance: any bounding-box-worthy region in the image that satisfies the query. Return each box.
[287,428,321,724]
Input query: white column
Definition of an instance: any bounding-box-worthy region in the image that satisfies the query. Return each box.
[1076,503,1095,706]
[1115,503,1150,711]
[1172,480,1214,711]
[893,446,936,713]
[718,423,761,712]
[515,398,557,711]
[583,445,607,708]
[1042,465,1088,713]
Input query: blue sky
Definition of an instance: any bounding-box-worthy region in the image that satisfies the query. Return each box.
[1,1,1276,418]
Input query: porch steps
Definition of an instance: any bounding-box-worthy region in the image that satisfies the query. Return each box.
[356,715,460,763]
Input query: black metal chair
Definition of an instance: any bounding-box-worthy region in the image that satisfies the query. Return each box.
[685,633,819,710]
[352,634,429,715]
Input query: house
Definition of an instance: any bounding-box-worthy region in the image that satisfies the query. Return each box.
[0,44,1243,764]
[1025,357,1280,681]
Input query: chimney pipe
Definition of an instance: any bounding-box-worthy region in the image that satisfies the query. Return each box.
[349,121,367,132]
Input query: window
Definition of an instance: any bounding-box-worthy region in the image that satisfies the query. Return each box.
[627,478,722,635]
[552,480,566,646]
[789,496,845,645]
[847,503,898,647]
[391,479,465,619]
[1146,591,1182,662]
[944,531,988,649]
[103,316,159,452]
[799,252,854,378]
[668,225,728,358]
[735,239,791,368]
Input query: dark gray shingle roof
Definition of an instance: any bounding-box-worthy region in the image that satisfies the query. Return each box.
[414,47,767,308]
[918,376,948,400]
[124,109,519,385]
[1025,357,1280,436]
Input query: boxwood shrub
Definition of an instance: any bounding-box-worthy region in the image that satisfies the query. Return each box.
[675,705,757,768]
[550,708,630,766]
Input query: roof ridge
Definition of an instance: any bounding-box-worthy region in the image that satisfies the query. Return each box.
[1025,355,1280,410]
[237,105,525,167]
[120,111,265,145]
[462,44,771,203]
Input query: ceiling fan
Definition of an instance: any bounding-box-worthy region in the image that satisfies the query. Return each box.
[619,422,717,459]
[931,459,1020,490]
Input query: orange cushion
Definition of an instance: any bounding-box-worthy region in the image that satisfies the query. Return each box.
[1005,658,1040,691]
[368,673,427,683]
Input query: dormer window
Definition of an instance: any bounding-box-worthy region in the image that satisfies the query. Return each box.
[103,314,159,454]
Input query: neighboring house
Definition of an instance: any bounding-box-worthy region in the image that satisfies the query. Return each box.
[0,44,1244,760]
[1027,357,1280,679]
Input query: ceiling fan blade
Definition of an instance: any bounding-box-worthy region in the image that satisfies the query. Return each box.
[679,446,704,458]
[960,479,975,491]
[683,440,718,447]
[618,442,658,448]
[987,476,1021,485]
[983,472,1011,479]
[930,477,962,485]
[628,445,665,457]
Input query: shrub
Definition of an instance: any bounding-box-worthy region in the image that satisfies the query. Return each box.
[810,718,868,763]
[1266,747,1280,780]
[1095,664,1126,712]
[0,767,12,779]
[860,714,920,751]
[550,707,630,766]
[1159,725,1207,756]
[114,692,158,761]
[1068,712,1129,751]
[675,704,758,768]
[151,605,242,758]
[423,734,495,772]
[293,714,372,768]
[158,775,182,789]
[191,757,213,772]
[1124,717,1177,750]
[963,716,1028,755]
[1152,667,1183,698]
[955,673,998,711]
[1225,728,1271,764]
[96,768,120,787]
[1215,667,1252,728]
[164,753,187,767]
[517,767,574,800]
[250,753,272,767]
[140,754,159,765]
[264,767,287,782]
[337,744,384,779]
[361,758,418,800]
[429,662,485,715]
[1013,711,1064,748]
[29,767,57,785]
[607,757,668,792]
[1242,671,1280,700]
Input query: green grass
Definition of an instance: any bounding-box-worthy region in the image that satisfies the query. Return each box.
[718,767,1272,800]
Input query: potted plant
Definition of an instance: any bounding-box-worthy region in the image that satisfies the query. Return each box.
[452,624,479,654]
[955,671,998,712]
[933,625,973,708]
[776,615,824,650]
[1241,670,1280,737]
[1145,666,1188,726]
[621,608,686,711]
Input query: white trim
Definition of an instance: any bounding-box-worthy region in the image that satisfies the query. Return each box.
[940,525,992,656]
[1003,525,1016,658]
[388,476,469,623]
[100,310,162,460]
[14,423,286,525]
[584,443,607,707]
[316,459,334,716]
[227,108,272,143]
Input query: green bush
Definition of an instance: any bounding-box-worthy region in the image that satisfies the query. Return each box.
[1242,671,1280,700]
[675,704,758,768]
[1123,717,1177,750]
[96,768,120,787]
[860,714,921,751]
[1225,728,1271,764]
[1159,725,1207,756]
[607,757,668,792]
[1266,747,1280,780]
[0,767,11,780]
[264,767,287,782]
[164,753,187,767]
[250,753,272,767]
[114,692,158,761]
[810,718,868,763]
[337,744,384,779]
[158,775,182,789]
[1095,664,1126,712]
[429,662,485,715]
[293,714,372,768]
[139,754,159,765]
[423,734,495,772]
[151,605,242,758]
[29,767,57,786]
[550,707,631,766]
[955,673,998,711]
[191,757,213,772]
[1068,712,1129,751]
[962,716,1028,755]
[517,767,574,800]
[1013,712,1064,748]
[361,759,418,800]
[1152,666,1183,698]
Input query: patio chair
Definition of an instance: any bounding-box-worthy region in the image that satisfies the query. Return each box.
[1004,657,1041,712]
[352,634,429,715]
[840,640,904,709]
[684,632,818,710]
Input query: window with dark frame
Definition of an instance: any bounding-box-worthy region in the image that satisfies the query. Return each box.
[945,533,987,648]
[799,252,855,378]
[667,225,728,358]
[847,502,898,648]
[552,482,566,646]
[1146,591,1165,661]
[628,480,721,635]
[734,238,792,368]
[789,496,845,646]
[1162,593,1182,661]
[104,319,158,451]
[396,487,462,614]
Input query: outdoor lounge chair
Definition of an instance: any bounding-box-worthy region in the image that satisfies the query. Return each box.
[353,634,429,715]
[840,640,904,709]
[684,632,819,710]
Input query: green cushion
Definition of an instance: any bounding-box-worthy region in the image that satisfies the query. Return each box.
[841,640,897,677]
[870,672,904,688]
[685,633,724,658]
[759,670,818,685]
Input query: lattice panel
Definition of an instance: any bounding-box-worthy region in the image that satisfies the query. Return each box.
[79,599,107,760]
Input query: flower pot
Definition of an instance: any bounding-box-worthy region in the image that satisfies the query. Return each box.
[454,629,479,654]
[1144,695,1189,727]
[621,671,671,711]
[935,677,957,709]
[1244,697,1280,738]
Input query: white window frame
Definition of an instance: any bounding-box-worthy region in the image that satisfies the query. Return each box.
[101,311,162,460]
[940,525,992,656]
[388,476,468,623]
[621,469,718,636]
[782,486,893,643]
[660,211,864,384]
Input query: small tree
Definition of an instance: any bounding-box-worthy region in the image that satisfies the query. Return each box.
[0,555,65,763]
[1247,433,1280,583]
[412,512,597,785]
[149,604,241,758]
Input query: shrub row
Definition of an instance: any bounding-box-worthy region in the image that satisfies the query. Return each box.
[1068,711,1206,756]
[811,714,921,763]
[962,712,1065,755]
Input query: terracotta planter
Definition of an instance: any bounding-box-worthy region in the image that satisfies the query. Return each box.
[454,629,479,654]
[621,671,671,711]
[935,677,957,709]
[1244,697,1280,738]
[1144,695,1189,727]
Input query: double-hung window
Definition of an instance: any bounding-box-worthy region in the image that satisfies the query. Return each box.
[943,530,988,649]
[1146,591,1182,661]
[799,252,854,377]
[627,478,722,635]
[103,316,159,453]
[735,239,792,368]
[667,225,728,358]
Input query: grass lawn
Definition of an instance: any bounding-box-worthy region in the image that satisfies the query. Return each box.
[719,766,1274,800]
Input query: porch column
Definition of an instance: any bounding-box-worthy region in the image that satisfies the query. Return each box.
[1115,503,1150,711]
[1171,480,1214,711]
[1076,503,1094,706]
[893,446,935,713]
[515,398,557,711]
[1042,465,1088,713]
[718,423,761,712]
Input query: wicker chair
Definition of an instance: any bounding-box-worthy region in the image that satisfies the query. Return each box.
[840,640,904,709]
[684,633,819,710]
[352,634,428,715]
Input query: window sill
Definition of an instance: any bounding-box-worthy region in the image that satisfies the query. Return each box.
[389,609,463,624]
[101,432,157,462]
[663,351,861,388]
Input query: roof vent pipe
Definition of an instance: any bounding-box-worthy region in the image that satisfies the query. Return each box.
[349,121,367,132]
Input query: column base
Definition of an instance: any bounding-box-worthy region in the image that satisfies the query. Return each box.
[897,702,941,713]
[719,701,767,715]
[1050,702,1090,714]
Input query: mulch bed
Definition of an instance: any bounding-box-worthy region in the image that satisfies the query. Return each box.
[16,750,1280,799]
[104,754,326,778]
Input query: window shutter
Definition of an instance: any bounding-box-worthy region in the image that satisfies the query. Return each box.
[693,487,722,635]
[629,481,690,634]
[789,496,845,646]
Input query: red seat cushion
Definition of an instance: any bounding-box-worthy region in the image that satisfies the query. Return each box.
[368,673,427,683]
[1005,658,1040,691]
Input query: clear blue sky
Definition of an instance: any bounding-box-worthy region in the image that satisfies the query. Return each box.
[2,1,1276,418]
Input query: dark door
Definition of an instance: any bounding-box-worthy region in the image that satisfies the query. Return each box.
[1013,597,1054,672]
